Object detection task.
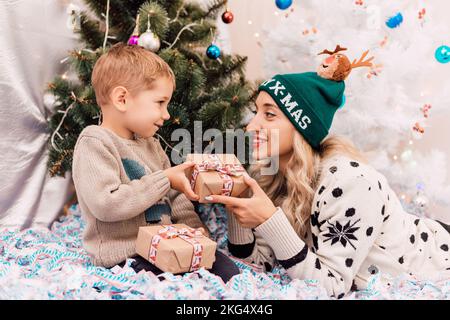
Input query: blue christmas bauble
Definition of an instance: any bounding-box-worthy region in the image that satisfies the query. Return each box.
[386,12,403,28]
[435,45,450,64]
[206,44,221,59]
[275,0,293,10]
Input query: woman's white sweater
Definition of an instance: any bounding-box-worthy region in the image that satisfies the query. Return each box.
[227,155,450,298]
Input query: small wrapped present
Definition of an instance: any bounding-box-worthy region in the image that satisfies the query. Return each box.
[186,154,248,203]
[135,224,217,274]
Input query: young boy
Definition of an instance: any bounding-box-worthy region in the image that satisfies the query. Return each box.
[72,43,239,282]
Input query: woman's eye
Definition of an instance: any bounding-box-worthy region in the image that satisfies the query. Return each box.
[265,112,275,118]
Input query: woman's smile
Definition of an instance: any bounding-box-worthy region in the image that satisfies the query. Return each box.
[252,133,268,148]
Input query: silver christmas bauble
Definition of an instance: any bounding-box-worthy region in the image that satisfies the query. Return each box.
[138,31,160,52]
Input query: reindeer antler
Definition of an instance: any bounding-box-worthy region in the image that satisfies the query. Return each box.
[318,45,347,55]
[351,50,374,69]
[318,48,335,56]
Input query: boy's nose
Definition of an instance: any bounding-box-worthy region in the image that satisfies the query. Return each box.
[162,110,170,120]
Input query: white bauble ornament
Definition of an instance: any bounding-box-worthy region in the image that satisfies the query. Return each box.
[138,31,160,52]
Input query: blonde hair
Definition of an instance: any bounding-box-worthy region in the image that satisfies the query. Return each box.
[91,43,176,106]
[249,132,367,237]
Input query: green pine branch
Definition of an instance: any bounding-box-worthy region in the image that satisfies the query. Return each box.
[77,13,104,49]
[199,0,227,19]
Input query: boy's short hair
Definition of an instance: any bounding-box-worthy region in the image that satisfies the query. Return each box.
[91,43,176,106]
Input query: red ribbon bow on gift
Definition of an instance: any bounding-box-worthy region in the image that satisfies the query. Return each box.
[190,154,245,196]
[148,225,204,272]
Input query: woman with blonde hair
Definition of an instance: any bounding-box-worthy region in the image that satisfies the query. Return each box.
[205,52,450,298]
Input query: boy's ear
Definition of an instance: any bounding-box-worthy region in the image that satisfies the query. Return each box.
[110,86,128,112]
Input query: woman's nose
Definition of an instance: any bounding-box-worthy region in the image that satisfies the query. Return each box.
[245,116,261,132]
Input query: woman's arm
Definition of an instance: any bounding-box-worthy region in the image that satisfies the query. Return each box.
[226,208,277,271]
[206,172,384,297]
[255,176,384,298]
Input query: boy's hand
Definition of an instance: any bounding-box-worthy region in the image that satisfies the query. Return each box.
[163,162,199,201]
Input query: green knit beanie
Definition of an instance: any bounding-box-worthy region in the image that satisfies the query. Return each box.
[258,72,345,150]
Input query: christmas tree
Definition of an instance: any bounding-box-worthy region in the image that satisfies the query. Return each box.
[46,0,253,177]
[259,0,450,217]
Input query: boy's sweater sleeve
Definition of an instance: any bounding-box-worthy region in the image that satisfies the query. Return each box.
[155,141,205,230]
[228,176,385,297]
[72,136,171,222]
[168,189,205,230]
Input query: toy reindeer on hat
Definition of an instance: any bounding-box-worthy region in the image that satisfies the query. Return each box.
[317,45,374,81]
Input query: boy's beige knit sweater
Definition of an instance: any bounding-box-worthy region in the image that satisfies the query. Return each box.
[72,125,204,268]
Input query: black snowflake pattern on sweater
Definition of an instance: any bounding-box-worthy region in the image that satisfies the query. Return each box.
[229,156,450,299]
[323,218,361,249]
[311,210,326,231]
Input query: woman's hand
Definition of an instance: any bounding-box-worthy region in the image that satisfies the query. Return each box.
[204,174,277,228]
[163,162,199,201]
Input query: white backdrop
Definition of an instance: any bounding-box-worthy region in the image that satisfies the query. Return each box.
[0,0,81,228]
